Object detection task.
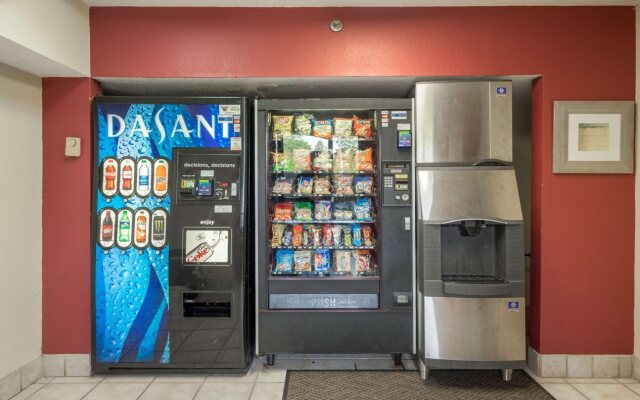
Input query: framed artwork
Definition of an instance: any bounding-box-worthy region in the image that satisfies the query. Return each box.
[553,101,634,173]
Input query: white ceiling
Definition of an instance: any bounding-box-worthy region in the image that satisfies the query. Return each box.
[82,0,637,7]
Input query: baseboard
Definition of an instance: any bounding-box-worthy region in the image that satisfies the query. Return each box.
[0,357,42,400]
[42,354,91,377]
[527,346,632,378]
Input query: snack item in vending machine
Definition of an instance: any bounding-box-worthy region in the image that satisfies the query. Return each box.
[309,225,323,247]
[354,198,373,220]
[355,148,374,171]
[343,228,353,247]
[314,249,332,272]
[353,250,373,274]
[333,201,354,221]
[273,177,294,194]
[272,115,294,139]
[323,225,333,246]
[271,224,285,247]
[294,250,312,272]
[352,224,362,247]
[333,149,354,172]
[292,225,304,247]
[297,176,313,195]
[353,116,374,138]
[313,176,332,194]
[353,176,374,194]
[332,225,342,246]
[334,250,351,273]
[313,150,333,172]
[282,227,293,246]
[294,201,313,221]
[302,225,312,246]
[272,152,291,171]
[334,117,353,137]
[313,118,333,139]
[334,174,355,195]
[293,149,312,171]
[362,226,374,247]
[314,200,332,221]
[274,203,294,221]
[294,114,313,136]
[274,249,294,273]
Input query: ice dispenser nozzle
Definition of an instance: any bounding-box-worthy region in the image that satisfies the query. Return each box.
[458,220,486,237]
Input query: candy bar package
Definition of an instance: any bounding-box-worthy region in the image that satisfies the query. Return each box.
[313,150,333,172]
[333,149,354,172]
[354,198,373,220]
[334,250,352,273]
[332,225,342,246]
[273,177,294,194]
[362,226,374,247]
[274,249,294,273]
[292,224,304,247]
[294,114,313,136]
[314,200,333,221]
[353,116,374,138]
[353,176,373,194]
[353,250,373,274]
[294,250,312,272]
[274,202,294,221]
[297,176,313,195]
[294,201,313,221]
[313,119,333,139]
[355,148,374,171]
[309,225,323,247]
[334,174,355,195]
[314,249,332,272]
[271,224,285,247]
[323,225,333,246]
[334,117,353,138]
[282,227,293,246]
[271,152,292,172]
[293,148,312,171]
[313,176,332,194]
[334,201,354,221]
[272,115,294,140]
[352,224,362,246]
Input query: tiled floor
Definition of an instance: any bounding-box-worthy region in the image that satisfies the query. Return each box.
[526,369,640,400]
[11,357,640,400]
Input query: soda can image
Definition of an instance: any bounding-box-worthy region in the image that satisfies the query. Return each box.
[153,158,170,198]
[97,207,117,249]
[100,158,119,198]
[150,208,168,249]
[135,157,153,198]
[132,208,151,249]
[119,157,136,198]
[182,228,231,266]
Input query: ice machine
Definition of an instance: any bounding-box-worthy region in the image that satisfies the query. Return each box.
[414,82,526,381]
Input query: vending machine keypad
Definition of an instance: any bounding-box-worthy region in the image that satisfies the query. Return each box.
[382,162,411,206]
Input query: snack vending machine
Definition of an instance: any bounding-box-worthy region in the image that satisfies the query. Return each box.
[93,97,252,372]
[255,99,414,363]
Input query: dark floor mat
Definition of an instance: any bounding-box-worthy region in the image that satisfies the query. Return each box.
[284,369,554,400]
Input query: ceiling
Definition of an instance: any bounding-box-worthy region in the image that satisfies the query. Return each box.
[82,0,637,6]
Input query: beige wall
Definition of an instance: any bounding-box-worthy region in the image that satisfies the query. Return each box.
[0,0,89,76]
[0,63,42,379]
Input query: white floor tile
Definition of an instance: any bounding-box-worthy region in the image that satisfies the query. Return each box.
[566,378,618,384]
[572,383,640,400]
[256,367,287,383]
[9,384,44,400]
[194,382,253,400]
[27,383,97,400]
[205,360,262,383]
[542,384,588,400]
[101,375,156,383]
[138,382,202,400]
[250,383,285,400]
[50,376,104,384]
[626,384,640,395]
[153,375,207,383]
[83,383,149,400]
[524,368,566,383]
[34,378,54,385]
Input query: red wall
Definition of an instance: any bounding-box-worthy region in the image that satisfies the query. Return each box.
[42,6,635,355]
[42,78,101,354]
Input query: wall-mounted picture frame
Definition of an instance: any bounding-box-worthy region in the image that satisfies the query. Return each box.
[553,101,634,174]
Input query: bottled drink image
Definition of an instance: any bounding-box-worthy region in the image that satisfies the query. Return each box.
[152,214,165,241]
[122,164,133,191]
[104,161,116,191]
[118,212,131,243]
[102,211,114,242]
[155,162,167,193]
[136,214,147,244]
[139,163,150,190]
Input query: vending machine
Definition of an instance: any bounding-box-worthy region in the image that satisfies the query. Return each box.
[255,99,414,363]
[92,97,252,372]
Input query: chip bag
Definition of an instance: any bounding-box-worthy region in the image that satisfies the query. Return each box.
[273,177,293,194]
[294,114,313,136]
[294,201,313,221]
[293,148,312,171]
[274,249,294,273]
[334,117,353,137]
[314,249,332,272]
[314,200,333,221]
[274,203,294,221]
[334,250,352,273]
[272,115,293,140]
[354,198,373,220]
[353,176,373,194]
[313,176,332,195]
[313,119,333,139]
[353,116,373,138]
[271,224,285,247]
[294,250,312,272]
[355,148,374,171]
[297,176,313,195]
[292,225,303,247]
[334,174,354,195]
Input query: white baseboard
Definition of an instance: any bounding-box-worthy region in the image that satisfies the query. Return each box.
[528,346,632,378]
[0,357,42,400]
[42,354,91,377]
